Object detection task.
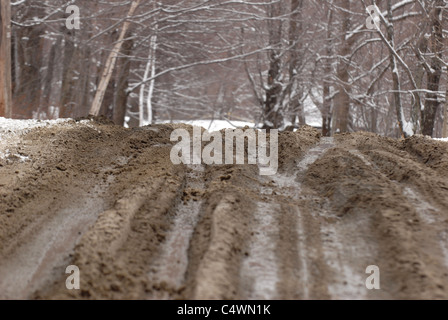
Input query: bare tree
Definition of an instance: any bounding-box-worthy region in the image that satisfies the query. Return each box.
[5,0,447,138]
[385,0,409,137]
[0,0,12,118]
[421,0,444,137]
[332,0,352,134]
[89,0,142,116]
[322,5,334,136]
[288,0,305,127]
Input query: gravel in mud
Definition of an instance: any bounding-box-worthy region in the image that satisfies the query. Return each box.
[0,120,448,299]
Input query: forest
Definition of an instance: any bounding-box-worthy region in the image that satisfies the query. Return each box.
[0,0,447,138]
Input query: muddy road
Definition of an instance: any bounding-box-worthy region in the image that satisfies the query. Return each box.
[1,119,448,299]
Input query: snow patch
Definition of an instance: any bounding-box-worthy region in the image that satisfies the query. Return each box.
[0,149,30,163]
[402,121,414,137]
[0,118,73,138]
[156,119,255,132]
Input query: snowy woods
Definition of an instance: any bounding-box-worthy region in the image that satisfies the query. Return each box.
[0,0,448,138]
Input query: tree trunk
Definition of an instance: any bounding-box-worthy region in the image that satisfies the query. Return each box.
[422,0,444,137]
[264,53,282,128]
[386,0,407,138]
[89,0,142,116]
[146,32,157,126]
[333,0,351,134]
[412,36,428,134]
[10,28,15,94]
[114,36,133,126]
[263,2,283,129]
[289,0,305,126]
[322,9,333,137]
[41,35,61,117]
[77,47,92,118]
[139,31,157,127]
[0,0,12,118]
[59,31,78,118]
[13,7,45,118]
[100,78,115,118]
[443,89,448,138]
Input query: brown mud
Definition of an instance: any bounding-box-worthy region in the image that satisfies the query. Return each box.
[0,120,447,299]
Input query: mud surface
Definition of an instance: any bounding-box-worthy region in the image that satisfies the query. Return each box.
[1,120,448,299]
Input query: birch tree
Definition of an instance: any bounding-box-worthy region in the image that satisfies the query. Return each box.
[139,23,157,126]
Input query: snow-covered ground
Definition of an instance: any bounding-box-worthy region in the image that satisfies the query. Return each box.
[157,116,321,133]
[155,100,323,132]
[434,138,448,142]
[156,119,255,132]
[0,118,72,136]
[154,93,323,131]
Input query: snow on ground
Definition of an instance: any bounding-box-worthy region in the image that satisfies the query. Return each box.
[155,100,323,133]
[0,117,92,162]
[157,116,321,132]
[0,117,72,136]
[434,138,448,142]
[153,94,323,131]
[0,149,29,162]
[156,119,255,132]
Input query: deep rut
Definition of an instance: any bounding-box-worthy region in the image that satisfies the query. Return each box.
[1,122,448,299]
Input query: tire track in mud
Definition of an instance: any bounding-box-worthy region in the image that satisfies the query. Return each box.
[182,167,257,300]
[0,122,123,299]
[2,121,448,300]
[401,186,448,271]
[0,122,188,299]
[234,134,328,300]
[147,164,205,299]
[265,142,333,300]
[43,148,186,299]
[192,197,241,299]
[0,183,108,299]
[240,137,338,300]
[342,142,448,298]
[306,133,448,299]
[273,137,375,300]
[239,202,280,300]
